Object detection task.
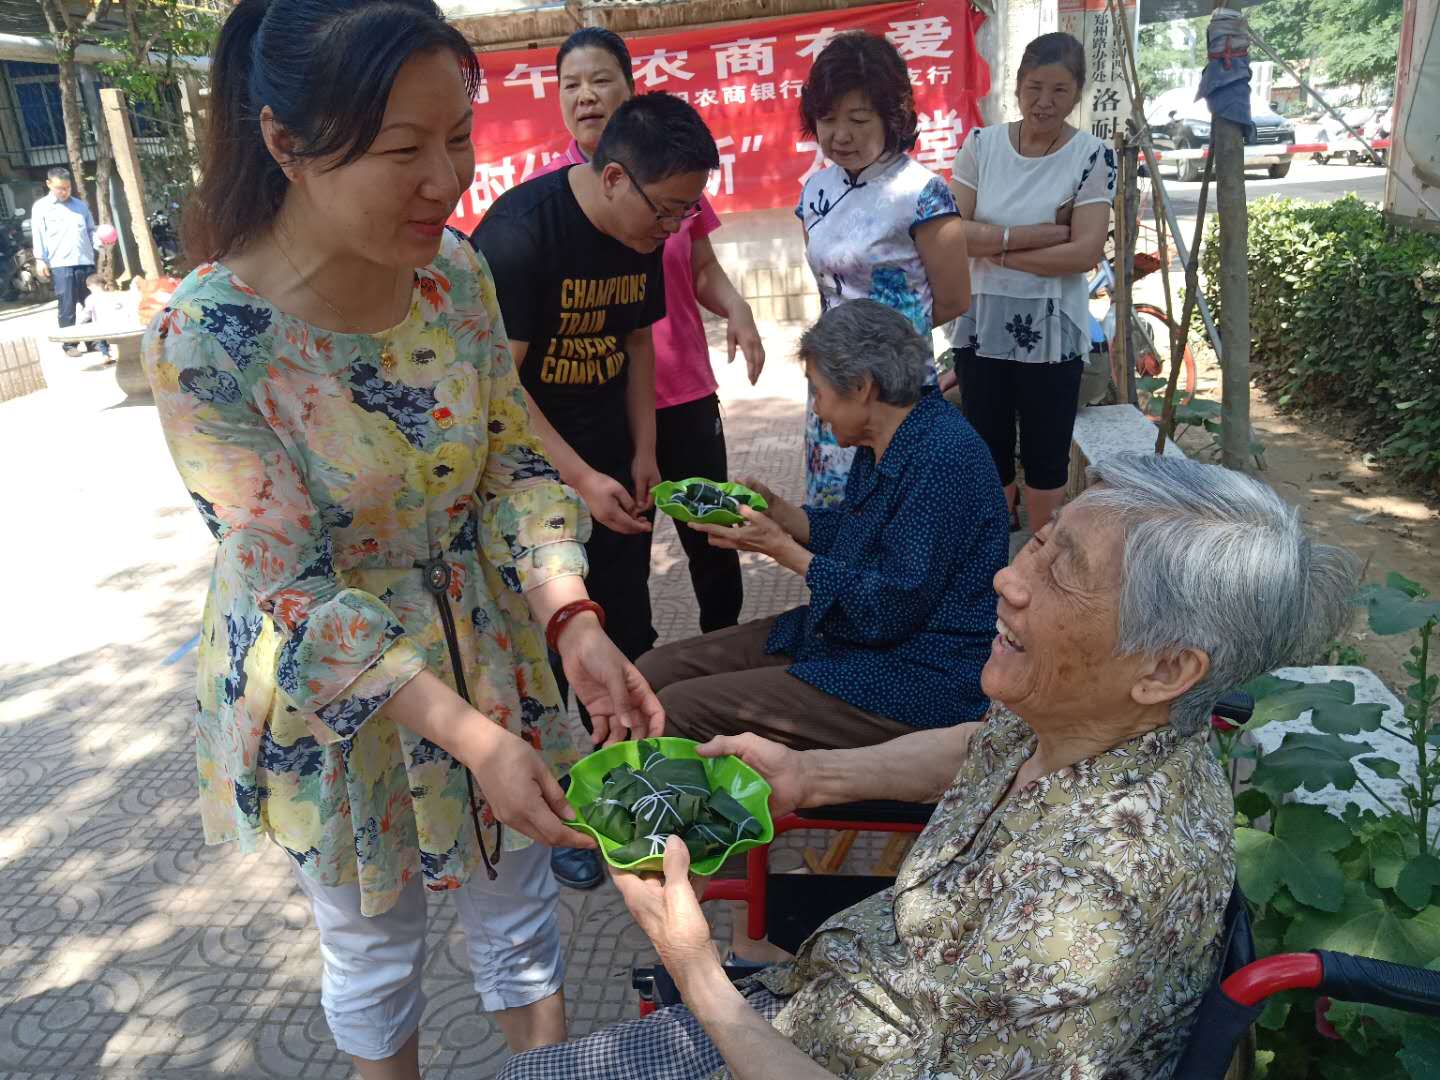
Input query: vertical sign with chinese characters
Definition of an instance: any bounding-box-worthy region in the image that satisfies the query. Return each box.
[1057,0,1136,144]
[449,0,989,230]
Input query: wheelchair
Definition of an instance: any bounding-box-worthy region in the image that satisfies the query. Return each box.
[633,692,1440,1077]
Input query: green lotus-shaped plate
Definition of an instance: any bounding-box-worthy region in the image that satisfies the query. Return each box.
[563,737,774,875]
[651,478,769,527]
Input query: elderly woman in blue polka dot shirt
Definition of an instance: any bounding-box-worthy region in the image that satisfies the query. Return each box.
[639,297,1010,756]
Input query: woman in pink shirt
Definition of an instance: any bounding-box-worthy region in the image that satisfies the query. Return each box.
[540,27,765,635]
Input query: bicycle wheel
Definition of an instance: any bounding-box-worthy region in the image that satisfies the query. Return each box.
[1130,303,1197,400]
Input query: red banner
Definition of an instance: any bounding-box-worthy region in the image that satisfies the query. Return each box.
[451,0,989,231]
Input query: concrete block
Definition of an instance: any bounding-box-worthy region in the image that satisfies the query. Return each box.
[1066,404,1185,499]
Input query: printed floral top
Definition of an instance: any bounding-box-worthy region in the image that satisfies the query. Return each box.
[745,706,1235,1078]
[143,229,589,916]
[796,154,958,507]
[948,125,1117,366]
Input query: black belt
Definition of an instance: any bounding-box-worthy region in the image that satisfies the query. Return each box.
[418,555,501,880]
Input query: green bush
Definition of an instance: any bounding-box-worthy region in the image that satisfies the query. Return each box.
[1200,197,1440,488]
[1220,574,1440,1080]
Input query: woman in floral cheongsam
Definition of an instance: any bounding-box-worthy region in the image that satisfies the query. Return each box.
[944,32,1117,534]
[143,1,661,1076]
[793,31,970,507]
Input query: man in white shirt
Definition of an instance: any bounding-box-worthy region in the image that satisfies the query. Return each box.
[31,166,97,357]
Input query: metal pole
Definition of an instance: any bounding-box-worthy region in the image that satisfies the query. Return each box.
[1157,175,1224,362]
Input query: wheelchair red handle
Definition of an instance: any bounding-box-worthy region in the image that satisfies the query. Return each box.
[1224,951,1440,1017]
[1222,953,1321,1006]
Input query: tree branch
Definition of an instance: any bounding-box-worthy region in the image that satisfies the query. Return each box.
[121,0,161,68]
[83,0,116,28]
[39,0,75,38]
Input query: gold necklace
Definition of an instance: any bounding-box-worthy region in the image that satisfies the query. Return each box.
[274,234,402,369]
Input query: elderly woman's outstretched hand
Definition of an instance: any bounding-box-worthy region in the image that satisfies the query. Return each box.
[612,836,720,979]
[736,476,810,543]
[690,506,813,576]
[697,733,809,819]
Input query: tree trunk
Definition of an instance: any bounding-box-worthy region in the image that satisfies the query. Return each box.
[39,2,90,202]
[1214,115,1252,471]
[78,66,117,282]
[93,147,116,283]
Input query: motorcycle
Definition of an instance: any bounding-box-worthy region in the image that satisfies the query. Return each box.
[148,206,181,271]
[0,208,49,301]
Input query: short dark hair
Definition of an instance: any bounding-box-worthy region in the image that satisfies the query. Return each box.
[592,93,719,185]
[557,27,633,89]
[46,167,72,182]
[1017,32,1087,91]
[800,32,917,155]
[185,0,481,262]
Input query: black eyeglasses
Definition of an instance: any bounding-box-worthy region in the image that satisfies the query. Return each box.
[616,159,703,228]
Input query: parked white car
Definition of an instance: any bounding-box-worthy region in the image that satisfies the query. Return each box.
[1300,105,1391,165]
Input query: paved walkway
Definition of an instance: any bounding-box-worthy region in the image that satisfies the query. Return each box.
[0,311,831,1078]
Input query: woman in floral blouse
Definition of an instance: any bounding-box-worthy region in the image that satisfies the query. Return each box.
[794,32,970,507]
[144,0,661,1076]
[500,454,1358,1079]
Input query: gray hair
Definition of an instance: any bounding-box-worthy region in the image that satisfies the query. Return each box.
[46,166,72,183]
[1078,454,1359,737]
[797,299,928,406]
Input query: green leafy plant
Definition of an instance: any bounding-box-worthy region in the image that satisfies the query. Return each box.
[1225,574,1440,1079]
[1199,198,1440,490]
[1316,640,1368,667]
[1137,376,1268,470]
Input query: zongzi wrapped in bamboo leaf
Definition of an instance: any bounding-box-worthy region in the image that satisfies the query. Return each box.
[580,796,636,844]
[597,766,649,811]
[682,819,735,860]
[633,786,705,836]
[577,741,767,864]
[634,740,711,795]
[705,789,764,842]
[609,831,673,863]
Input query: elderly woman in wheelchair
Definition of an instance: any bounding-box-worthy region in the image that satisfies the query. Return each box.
[499,453,1358,1079]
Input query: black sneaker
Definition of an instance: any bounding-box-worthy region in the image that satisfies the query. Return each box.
[550,845,604,890]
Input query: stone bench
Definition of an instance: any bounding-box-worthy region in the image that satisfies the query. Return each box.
[48,321,149,401]
[1067,403,1184,498]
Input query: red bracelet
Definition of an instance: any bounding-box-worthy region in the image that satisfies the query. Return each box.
[545,599,605,653]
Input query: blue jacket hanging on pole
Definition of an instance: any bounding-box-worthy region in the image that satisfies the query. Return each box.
[1197,6,1253,136]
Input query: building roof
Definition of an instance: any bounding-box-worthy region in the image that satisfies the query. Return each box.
[450,0,877,50]
[0,0,58,38]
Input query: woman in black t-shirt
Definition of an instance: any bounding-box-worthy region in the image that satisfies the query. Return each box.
[473,94,720,889]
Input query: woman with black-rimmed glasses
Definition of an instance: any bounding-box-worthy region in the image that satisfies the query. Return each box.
[537,28,765,654]
[472,92,723,891]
